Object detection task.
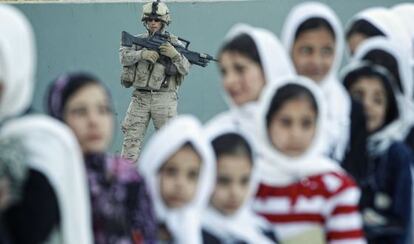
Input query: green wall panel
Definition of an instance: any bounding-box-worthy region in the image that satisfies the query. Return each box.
[13,0,407,152]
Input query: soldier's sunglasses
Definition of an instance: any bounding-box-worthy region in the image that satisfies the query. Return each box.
[146,18,161,22]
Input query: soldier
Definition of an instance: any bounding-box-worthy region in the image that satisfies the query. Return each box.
[119,0,190,162]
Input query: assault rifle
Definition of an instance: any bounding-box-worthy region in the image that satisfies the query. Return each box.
[121,31,217,67]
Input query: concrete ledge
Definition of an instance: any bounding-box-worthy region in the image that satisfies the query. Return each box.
[2,0,250,3]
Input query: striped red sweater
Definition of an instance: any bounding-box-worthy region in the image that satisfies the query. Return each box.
[253,171,366,244]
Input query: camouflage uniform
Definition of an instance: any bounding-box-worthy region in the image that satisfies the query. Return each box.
[119,32,190,162]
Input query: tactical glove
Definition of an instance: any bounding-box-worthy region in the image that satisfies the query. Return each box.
[121,79,132,88]
[141,50,159,63]
[159,42,180,59]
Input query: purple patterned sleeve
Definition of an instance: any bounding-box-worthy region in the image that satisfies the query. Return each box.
[126,176,157,244]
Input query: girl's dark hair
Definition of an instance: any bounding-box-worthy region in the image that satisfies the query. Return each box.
[362,49,403,94]
[212,133,253,164]
[295,17,335,41]
[182,141,197,152]
[343,62,399,128]
[219,33,262,67]
[346,19,385,40]
[266,84,318,129]
[160,141,201,173]
[182,141,202,158]
[46,72,109,120]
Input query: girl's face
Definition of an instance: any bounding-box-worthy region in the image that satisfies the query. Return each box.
[347,32,368,56]
[210,155,252,216]
[220,51,266,106]
[292,27,335,83]
[159,146,201,209]
[268,97,317,157]
[64,83,113,154]
[349,77,388,132]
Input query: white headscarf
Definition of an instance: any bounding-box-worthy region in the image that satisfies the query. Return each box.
[206,23,295,149]
[224,24,296,94]
[256,76,342,186]
[0,115,93,244]
[281,2,343,85]
[391,4,414,59]
[281,2,351,161]
[202,124,274,244]
[0,5,93,244]
[391,3,414,95]
[352,36,414,102]
[351,37,414,154]
[0,4,35,122]
[138,115,216,244]
[347,7,413,60]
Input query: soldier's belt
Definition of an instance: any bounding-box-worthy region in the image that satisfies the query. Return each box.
[137,88,172,93]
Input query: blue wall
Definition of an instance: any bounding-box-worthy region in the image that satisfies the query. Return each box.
[14,0,406,153]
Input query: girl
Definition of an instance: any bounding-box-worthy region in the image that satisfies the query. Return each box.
[202,125,277,244]
[206,24,295,176]
[281,2,351,163]
[206,23,295,135]
[0,5,93,244]
[253,76,365,244]
[138,115,215,244]
[342,61,412,244]
[345,7,412,57]
[46,72,157,243]
[352,37,414,150]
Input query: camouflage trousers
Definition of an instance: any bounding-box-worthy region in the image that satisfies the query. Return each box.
[121,89,177,162]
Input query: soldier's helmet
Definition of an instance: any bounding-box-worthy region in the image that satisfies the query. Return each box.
[141,0,171,26]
